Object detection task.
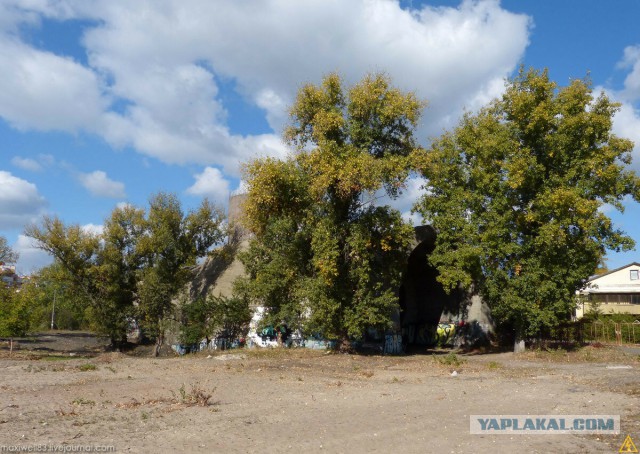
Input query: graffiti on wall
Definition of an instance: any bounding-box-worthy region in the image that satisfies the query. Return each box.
[402,322,458,347]
[171,337,244,355]
[384,334,403,354]
[436,323,456,346]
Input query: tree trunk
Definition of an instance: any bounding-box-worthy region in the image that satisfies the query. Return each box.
[154,331,164,357]
[513,332,525,353]
[338,335,353,353]
[110,336,120,352]
[108,331,128,352]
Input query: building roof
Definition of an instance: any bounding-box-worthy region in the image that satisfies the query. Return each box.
[586,262,640,283]
[579,262,640,295]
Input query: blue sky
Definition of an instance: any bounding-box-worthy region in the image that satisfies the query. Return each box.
[1,0,640,274]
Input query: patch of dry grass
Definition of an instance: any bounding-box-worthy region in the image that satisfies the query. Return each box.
[520,345,634,364]
[244,347,325,360]
[173,383,217,407]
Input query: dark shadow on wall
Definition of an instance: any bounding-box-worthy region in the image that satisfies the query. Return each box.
[188,231,241,302]
[399,225,466,346]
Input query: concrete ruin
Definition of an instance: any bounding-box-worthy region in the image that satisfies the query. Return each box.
[179,194,493,351]
[399,225,493,348]
[188,193,249,302]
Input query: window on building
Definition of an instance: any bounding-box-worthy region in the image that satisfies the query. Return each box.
[591,294,607,303]
[631,270,639,280]
[590,294,638,304]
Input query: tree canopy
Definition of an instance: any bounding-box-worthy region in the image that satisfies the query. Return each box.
[237,73,423,341]
[0,235,27,337]
[178,294,251,346]
[137,193,225,355]
[0,236,18,264]
[25,194,225,350]
[414,68,640,345]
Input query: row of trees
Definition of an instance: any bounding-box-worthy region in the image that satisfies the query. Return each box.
[237,68,640,349]
[4,67,639,351]
[1,230,250,351]
[23,194,229,354]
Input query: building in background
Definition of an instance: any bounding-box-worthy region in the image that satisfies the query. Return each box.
[576,263,640,318]
[0,263,24,288]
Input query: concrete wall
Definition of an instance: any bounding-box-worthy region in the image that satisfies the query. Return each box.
[400,225,493,347]
[168,194,250,348]
[180,202,496,349]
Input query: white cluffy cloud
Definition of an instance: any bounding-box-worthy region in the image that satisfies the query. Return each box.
[186,167,231,201]
[0,171,47,229]
[604,44,640,171]
[612,101,640,170]
[374,176,428,226]
[0,0,530,176]
[13,234,53,275]
[618,45,640,101]
[11,154,56,172]
[81,223,104,236]
[0,37,107,132]
[78,170,126,199]
[11,156,42,172]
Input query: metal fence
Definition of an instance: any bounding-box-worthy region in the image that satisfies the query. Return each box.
[587,321,640,345]
[527,320,640,348]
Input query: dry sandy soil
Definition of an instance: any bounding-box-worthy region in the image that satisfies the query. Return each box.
[0,333,638,453]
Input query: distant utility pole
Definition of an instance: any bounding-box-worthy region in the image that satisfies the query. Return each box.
[51,289,56,330]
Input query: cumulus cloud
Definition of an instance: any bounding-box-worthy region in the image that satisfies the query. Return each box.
[11,156,43,172]
[618,45,640,101]
[374,176,428,226]
[612,101,640,169]
[599,45,640,172]
[13,234,53,274]
[81,223,104,236]
[0,171,47,229]
[186,167,231,202]
[0,37,107,132]
[0,0,530,176]
[78,170,126,198]
[87,0,530,149]
[11,154,56,173]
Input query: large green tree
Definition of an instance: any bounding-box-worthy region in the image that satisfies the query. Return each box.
[137,193,225,356]
[25,206,143,346]
[415,68,640,349]
[24,217,116,337]
[237,73,422,342]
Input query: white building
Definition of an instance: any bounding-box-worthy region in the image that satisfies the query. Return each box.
[576,262,640,318]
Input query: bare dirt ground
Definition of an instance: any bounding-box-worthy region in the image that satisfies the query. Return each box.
[0,333,638,453]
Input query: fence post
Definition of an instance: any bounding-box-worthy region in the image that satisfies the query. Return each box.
[614,323,622,346]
